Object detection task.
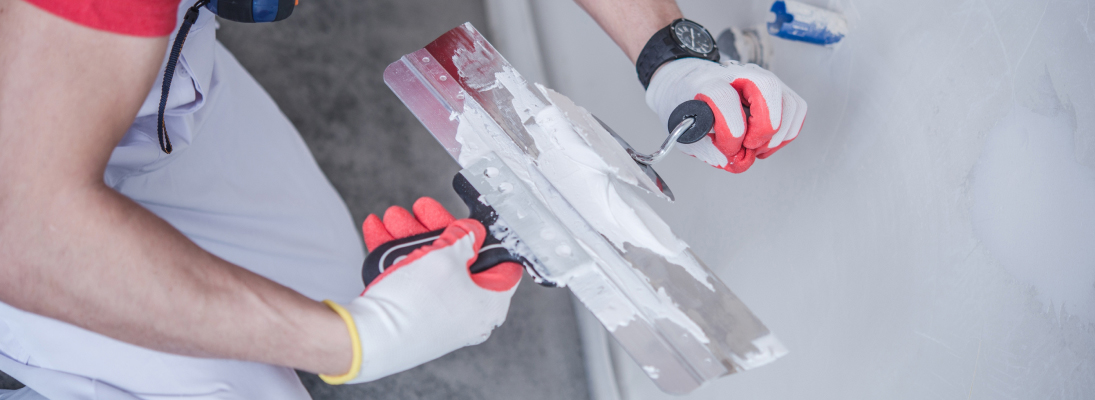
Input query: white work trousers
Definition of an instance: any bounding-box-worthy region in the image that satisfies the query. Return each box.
[0,3,366,398]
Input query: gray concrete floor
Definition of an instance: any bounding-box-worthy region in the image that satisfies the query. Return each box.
[0,373,21,390]
[0,0,590,398]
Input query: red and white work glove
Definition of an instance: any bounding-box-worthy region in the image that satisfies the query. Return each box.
[319,197,523,384]
[646,58,808,173]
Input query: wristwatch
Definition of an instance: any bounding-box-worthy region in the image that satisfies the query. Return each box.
[636,18,720,89]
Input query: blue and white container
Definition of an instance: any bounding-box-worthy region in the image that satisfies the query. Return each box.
[768,1,848,46]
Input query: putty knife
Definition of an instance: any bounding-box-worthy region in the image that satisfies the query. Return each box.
[377,23,786,394]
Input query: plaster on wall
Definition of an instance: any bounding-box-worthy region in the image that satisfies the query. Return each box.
[520,0,1095,398]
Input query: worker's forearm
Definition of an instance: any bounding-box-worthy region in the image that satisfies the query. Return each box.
[574,0,683,64]
[0,180,351,376]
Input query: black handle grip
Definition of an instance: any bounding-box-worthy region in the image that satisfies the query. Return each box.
[668,100,716,144]
[361,173,532,286]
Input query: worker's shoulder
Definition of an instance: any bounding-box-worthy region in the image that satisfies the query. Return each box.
[23,0,181,37]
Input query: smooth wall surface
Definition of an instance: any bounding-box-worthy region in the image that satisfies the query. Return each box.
[526,0,1095,399]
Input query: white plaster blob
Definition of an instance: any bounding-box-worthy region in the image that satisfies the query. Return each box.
[452,64,712,283]
[642,365,661,379]
[734,333,787,371]
[971,104,1095,323]
[452,37,504,92]
[449,65,716,343]
[529,93,686,259]
[533,86,714,289]
[454,107,499,166]
[517,87,714,343]
[452,99,649,333]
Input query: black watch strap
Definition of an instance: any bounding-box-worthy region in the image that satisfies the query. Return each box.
[636,19,720,90]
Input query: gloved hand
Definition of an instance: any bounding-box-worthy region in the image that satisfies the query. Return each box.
[319,197,523,384]
[646,58,808,173]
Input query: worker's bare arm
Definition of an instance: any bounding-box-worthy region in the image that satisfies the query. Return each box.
[573,0,683,64]
[0,0,350,376]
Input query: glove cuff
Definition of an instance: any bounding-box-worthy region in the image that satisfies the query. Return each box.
[645,58,704,122]
[318,300,363,385]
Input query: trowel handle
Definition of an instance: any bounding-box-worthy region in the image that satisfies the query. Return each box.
[361,173,532,286]
[667,100,716,144]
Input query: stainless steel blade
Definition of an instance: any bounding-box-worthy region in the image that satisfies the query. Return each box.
[382,22,787,394]
[382,25,672,201]
[594,115,675,200]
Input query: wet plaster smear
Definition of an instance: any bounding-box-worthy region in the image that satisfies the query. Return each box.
[452,67,720,347]
[522,0,1095,398]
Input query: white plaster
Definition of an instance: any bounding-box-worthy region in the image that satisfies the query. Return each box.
[971,100,1095,322]
[450,66,717,343]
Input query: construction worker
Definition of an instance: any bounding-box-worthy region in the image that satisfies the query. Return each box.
[0,0,805,397]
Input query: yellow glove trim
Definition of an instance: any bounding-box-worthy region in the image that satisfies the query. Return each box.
[318,300,362,385]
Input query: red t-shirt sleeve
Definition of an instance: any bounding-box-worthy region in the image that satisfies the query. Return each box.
[24,0,181,37]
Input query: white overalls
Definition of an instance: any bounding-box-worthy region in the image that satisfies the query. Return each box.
[0,2,366,398]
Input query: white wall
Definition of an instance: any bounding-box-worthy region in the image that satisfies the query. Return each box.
[508,0,1095,398]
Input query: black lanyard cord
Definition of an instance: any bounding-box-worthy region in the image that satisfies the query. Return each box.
[157,0,210,154]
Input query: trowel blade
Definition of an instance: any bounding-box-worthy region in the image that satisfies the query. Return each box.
[381,24,671,202]
[594,115,675,201]
[382,22,786,394]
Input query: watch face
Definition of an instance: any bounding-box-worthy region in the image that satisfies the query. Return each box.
[672,20,715,54]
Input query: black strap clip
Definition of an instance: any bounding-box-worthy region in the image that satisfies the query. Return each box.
[156,0,210,154]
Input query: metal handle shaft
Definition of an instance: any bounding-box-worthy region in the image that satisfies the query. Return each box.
[628,118,695,165]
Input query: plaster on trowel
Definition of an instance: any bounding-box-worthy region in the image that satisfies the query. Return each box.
[378,23,786,394]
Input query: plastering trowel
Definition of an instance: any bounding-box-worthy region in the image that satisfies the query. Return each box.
[371,23,786,394]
